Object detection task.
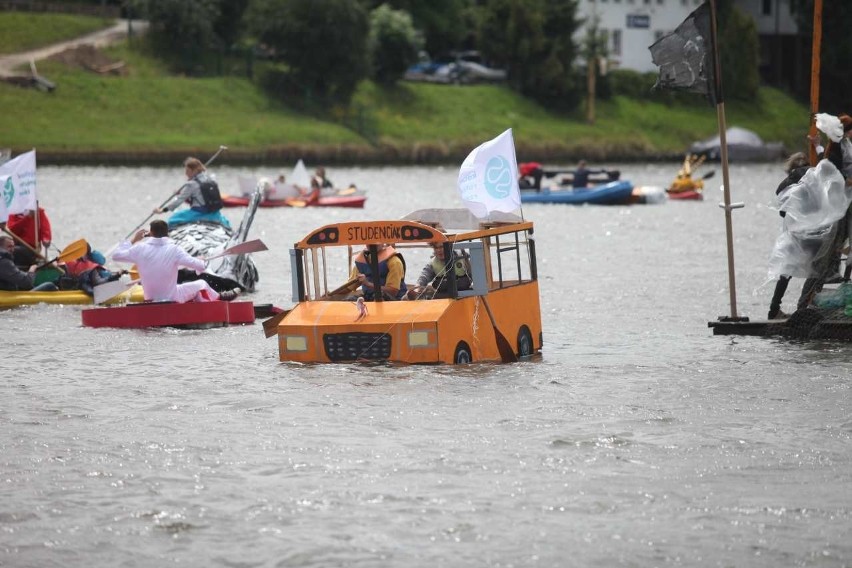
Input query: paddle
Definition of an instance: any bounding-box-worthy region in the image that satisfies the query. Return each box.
[326,276,360,298]
[35,238,88,270]
[287,198,307,208]
[480,297,518,363]
[542,168,619,179]
[93,278,140,304]
[204,239,268,262]
[2,226,45,260]
[701,170,716,180]
[262,309,291,338]
[115,145,228,247]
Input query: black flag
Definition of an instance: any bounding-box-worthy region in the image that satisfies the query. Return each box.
[648,1,719,105]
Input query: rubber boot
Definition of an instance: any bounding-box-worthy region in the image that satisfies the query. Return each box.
[768,276,790,319]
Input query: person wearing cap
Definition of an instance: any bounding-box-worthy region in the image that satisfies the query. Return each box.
[346,243,408,301]
[112,220,239,303]
[410,242,473,299]
[0,234,58,292]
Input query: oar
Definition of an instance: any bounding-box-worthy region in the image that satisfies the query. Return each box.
[1,226,45,260]
[326,276,360,297]
[35,238,88,270]
[93,278,140,304]
[480,297,518,363]
[204,239,268,261]
[287,199,307,208]
[262,309,291,338]
[115,145,229,248]
[701,170,716,180]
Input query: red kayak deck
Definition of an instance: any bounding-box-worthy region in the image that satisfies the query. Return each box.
[666,190,703,200]
[222,195,366,208]
[82,300,255,329]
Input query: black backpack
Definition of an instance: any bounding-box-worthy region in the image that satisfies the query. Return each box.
[198,178,223,212]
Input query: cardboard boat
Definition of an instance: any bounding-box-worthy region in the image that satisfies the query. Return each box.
[82,300,255,329]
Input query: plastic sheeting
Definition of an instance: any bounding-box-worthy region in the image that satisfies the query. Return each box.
[768,160,852,278]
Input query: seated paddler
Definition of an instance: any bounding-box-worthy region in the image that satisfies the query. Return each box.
[155,157,231,228]
[346,243,408,301]
[409,242,472,299]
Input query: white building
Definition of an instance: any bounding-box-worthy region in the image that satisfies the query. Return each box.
[577,0,800,75]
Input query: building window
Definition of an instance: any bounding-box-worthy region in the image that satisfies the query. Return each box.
[611,29,622,56]
[761,0,772,15]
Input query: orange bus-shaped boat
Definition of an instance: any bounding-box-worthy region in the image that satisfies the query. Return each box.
[273,209,543,364]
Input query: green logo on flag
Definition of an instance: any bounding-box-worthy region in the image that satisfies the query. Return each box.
[2,177,13,207]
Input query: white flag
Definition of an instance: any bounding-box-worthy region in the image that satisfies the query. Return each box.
[291,159,310,188]
[457,129,520,218]
[0,150,37,223]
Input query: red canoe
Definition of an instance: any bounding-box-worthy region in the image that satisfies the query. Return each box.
[222,193,366,209]
[82,300,255,329]
[666,190,703,201]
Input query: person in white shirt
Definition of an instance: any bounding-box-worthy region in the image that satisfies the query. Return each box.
[113,220,239,303]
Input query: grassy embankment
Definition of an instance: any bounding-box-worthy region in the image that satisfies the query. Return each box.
[0,13,809,164]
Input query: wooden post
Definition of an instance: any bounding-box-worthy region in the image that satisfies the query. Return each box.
[808,0,822,165]
[586,56,596,125]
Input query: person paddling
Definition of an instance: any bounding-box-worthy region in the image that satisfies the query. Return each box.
[112,220,239,303]
[155,157,231,228]
[0,235,59,292]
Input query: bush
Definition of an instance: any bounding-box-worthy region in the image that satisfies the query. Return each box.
[368,4,421,86]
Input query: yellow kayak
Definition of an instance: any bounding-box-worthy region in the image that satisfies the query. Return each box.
[0,285,145,308]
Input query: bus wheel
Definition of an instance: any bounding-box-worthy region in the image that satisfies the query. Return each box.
[454,341,472,364]
[517,326,533,357]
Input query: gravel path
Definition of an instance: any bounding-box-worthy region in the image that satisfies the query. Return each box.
[0,19,148,77]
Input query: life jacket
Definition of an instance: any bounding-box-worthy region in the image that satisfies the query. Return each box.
[354,248,407,300]
[430,252,472,291]
[198,177,223,212]
[64,256,101,278]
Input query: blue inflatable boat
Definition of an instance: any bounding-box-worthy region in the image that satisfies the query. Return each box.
[520,180,635,205]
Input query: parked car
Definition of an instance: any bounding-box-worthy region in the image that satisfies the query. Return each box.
[404,51,507,85]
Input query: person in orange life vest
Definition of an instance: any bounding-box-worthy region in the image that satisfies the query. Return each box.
[287,177,321,206]
[63,244,125,296]
[6,206,52,268]
[347,243,408,301]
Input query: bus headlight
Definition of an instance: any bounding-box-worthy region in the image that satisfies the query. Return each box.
[408,330,430,347]
[285,335,308,352]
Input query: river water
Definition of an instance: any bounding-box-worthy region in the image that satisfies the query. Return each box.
[2,163,851,567]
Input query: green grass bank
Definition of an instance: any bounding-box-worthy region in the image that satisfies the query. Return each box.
[0,13,809,165]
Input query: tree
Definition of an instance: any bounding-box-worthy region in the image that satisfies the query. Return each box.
[790,0,852,113]
[143,0,222,73]
[368,5,421,85]
[715,1,760,102]
[476,0,581,110]
[246,0,370,104]
[360,0,470,57]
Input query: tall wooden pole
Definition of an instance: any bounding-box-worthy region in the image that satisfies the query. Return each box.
[586,56,596,124]
[808,0,822,165]
[709,0,743,321]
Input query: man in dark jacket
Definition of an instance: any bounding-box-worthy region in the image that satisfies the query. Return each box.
[0,235,58,291]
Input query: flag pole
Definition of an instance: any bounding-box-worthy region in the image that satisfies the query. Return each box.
[708,0,744,321]
[807,0,822,166]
